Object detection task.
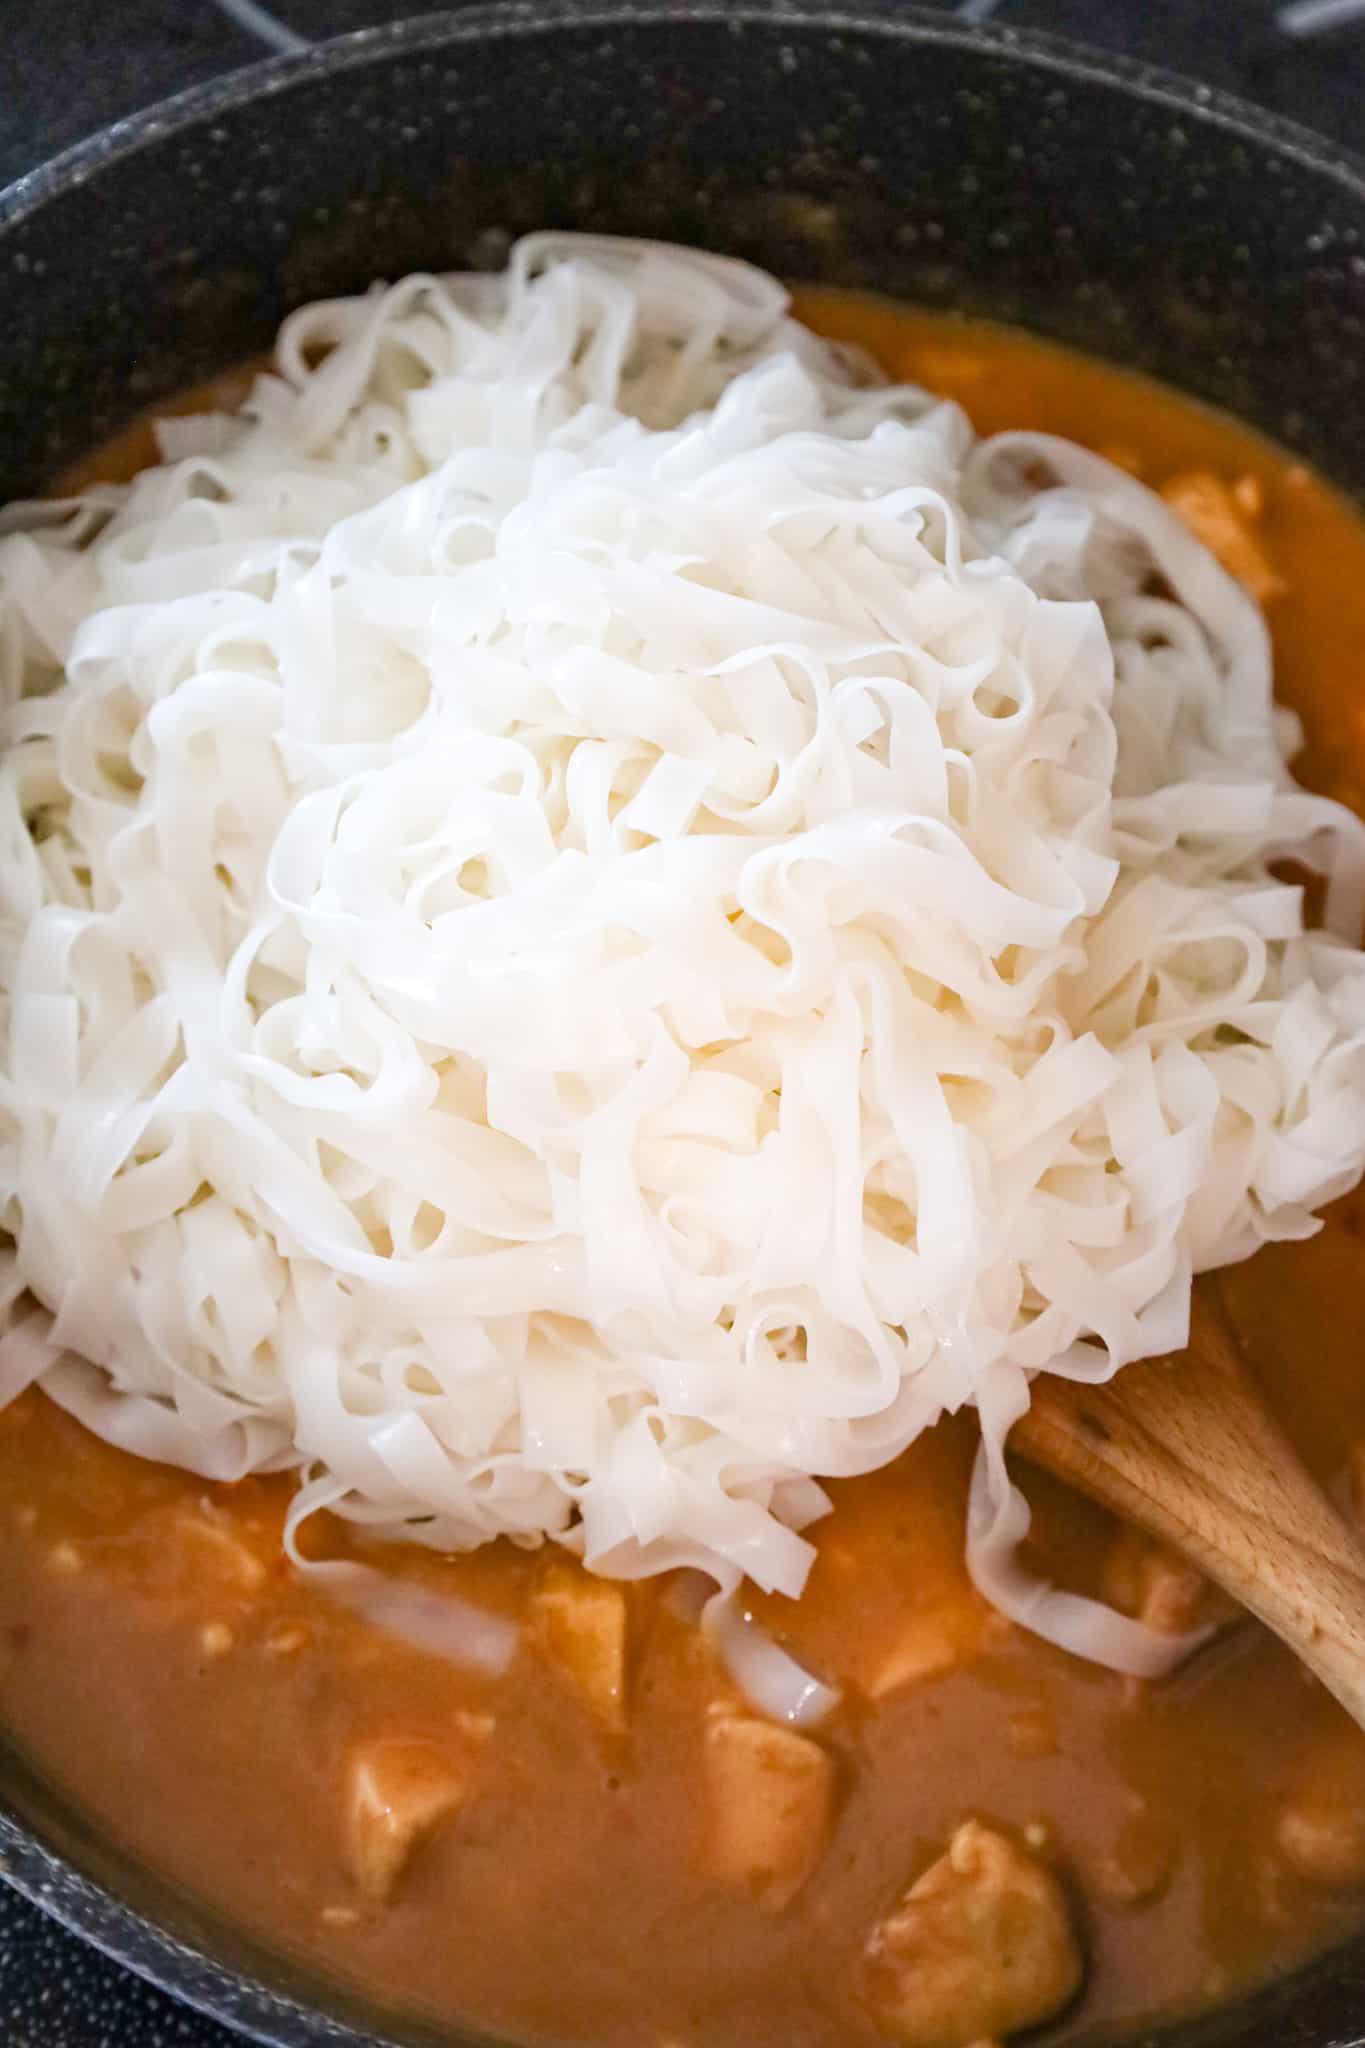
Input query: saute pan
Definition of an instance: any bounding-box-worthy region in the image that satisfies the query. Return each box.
[2,5,1365,2042]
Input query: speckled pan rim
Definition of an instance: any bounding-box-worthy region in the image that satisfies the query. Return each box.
[4,0,1365,235]
[1,6,1365,2046]
[0,1812,388,2048]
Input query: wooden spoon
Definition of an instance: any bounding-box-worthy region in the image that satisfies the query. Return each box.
[1011,1284,1365,1730]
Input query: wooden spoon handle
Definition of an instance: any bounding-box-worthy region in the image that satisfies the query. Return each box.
[1012,1289,1365,1728]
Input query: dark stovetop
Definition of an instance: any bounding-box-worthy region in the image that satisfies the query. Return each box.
[0,0,1362,2042]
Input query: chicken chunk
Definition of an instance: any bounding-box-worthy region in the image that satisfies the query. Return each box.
[1092,1802,1175,1910]
[703,1713,836,1914]
[532,1562,628,1731]
[1278,1795,1365,1890]
[865,1594,990,1701]
[176,1511,268,1596]
[1102,1528,1232,1638]
[862,1820,1083,2047]
[1161,470,1284,603]
[344,1737,477,1902]
[132,1500,269,1613]
[1276,1726,1365,1889]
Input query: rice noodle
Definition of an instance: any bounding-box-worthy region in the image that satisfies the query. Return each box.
[3,234,1365,1709]
[703,1587,841,1727]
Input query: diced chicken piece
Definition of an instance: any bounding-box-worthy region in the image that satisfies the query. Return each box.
[1006,1708,1057,1762]
[862,1820,1083,2047]
[164,1504,267,1598]
[1092,1803,1175,1910]
[453,1708,497,1745]
[1102,1528,1233,1637]
[866,1595,989,1701]
[1277,1798,1365,1889]
[1232,473,1265,517]
[344,1738,474,1903]
[265,1623,308,1656]
[532,1562,628,1731]
[1251,1846,1301,1929]
[1276,1726,1365,1889]
[703,1713,836,1914]
[1161,470,1285,602]
[866,1613,958,1697]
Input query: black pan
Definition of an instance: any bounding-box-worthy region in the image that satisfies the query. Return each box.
[2,4,1365,2043]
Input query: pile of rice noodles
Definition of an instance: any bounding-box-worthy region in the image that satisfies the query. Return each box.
[4,234,1365,1721]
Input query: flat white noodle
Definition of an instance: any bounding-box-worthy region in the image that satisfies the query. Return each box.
[703,1587,841,1727]
[4,234,1365,1713]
